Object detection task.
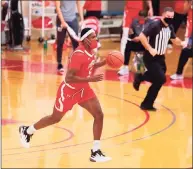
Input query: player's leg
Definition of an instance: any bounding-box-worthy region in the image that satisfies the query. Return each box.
[118,40,132,75]
[79,96,111,162]
[170,47,193,80]
[79,97,103,140]
[19,82,72,148]
[19,109,66,148]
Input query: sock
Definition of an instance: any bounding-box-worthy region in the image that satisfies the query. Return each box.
[27,125,36,135]
[92,140,100,152]
[123,65,128,69]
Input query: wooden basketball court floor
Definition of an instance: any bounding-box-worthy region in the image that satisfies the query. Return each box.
[1,29,192,168]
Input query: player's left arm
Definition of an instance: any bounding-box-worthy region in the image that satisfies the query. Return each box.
[94,58,106,69]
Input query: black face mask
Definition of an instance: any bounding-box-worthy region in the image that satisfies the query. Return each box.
[164,18,173,25]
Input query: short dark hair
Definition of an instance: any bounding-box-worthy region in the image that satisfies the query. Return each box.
[163,7,174,13]
[80,27,92,38]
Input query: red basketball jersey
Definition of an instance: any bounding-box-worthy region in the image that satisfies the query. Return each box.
[83,0,101,11]
[67,44,96,89]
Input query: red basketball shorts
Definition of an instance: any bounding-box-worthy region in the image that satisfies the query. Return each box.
[54,81,96,113]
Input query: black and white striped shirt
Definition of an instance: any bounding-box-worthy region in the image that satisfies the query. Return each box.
[143,19,176,55]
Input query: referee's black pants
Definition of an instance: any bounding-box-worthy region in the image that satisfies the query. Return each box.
[124,40,145,65]
[141,53,167,107]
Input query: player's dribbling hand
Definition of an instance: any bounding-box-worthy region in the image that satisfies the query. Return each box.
[149,48,157,57]
[89,74,104,82]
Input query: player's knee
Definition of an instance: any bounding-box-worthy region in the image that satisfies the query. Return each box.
[51,114,63,123]
[95,111,104,120]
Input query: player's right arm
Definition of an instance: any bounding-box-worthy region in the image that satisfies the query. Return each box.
[139,22,157,56]
[65,69,104,83]
[139,33,156,55]
[55,1,68,28]
[65,52,104,83]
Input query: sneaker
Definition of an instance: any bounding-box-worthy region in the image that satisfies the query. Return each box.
[170,74,184,80]
[140,105,157,111]
[19,126,33,148]
[57,63,64,73]
[90,149,112,162]
[133,73,142,91]
[117,66,129,76]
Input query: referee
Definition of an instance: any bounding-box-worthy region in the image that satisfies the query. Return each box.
[133,7,183,111]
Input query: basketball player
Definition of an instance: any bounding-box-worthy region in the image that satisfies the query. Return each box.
[83,0,102,19]
[19,28,112,162]
[118,10,150,76]
[133,7,183,111]
[81,16,102,63]
[119,0,153,75]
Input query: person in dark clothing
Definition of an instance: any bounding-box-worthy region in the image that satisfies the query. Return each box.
[170,41,192,80]
[168,0,191,48]
[1,1,8,21]
[133,7,183,111]
[172,0,191,33]
[151,0,160,16]
[170,6,192,80]
[55,1,84,73]
[118,10,151,76]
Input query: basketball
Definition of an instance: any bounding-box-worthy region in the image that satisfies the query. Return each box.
[106,50,124,69]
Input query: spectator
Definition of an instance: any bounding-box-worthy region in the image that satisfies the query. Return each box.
[83,0,102,19]
[119,0,153,75]
[118,10,151,76]
[168,0,191,48]
[56,0,84,73]
[170,6,192,80]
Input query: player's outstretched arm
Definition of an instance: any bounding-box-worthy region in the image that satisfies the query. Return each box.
[94,59,106,69]
[65,69,104,83]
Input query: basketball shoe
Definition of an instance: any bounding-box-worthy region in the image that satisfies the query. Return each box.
[19,126,33,148]
[90,149,112,162]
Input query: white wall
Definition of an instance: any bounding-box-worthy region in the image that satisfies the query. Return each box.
[22,1,29,17]
[22,1,108,17]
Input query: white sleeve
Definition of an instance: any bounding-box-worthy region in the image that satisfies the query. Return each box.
[120,27,129,55]
[67,26,80,41]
